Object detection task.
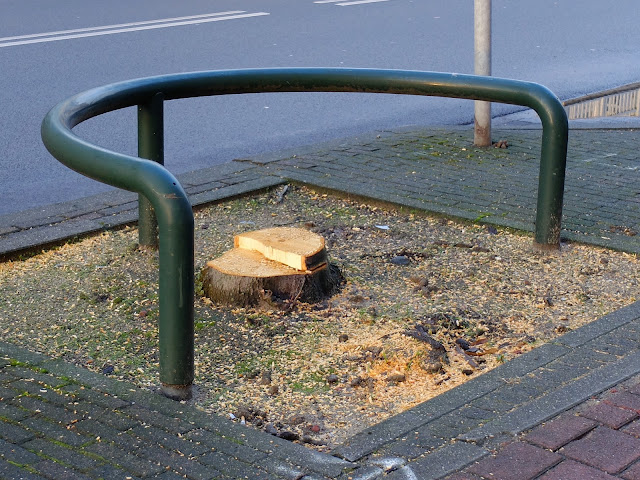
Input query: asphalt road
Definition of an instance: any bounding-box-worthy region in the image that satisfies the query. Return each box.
[1,0,639,215]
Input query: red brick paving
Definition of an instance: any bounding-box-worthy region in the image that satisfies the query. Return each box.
[525,414,597,450]
[467,442,562,480]
[605,392,640,413]
[580,402,639,429]
[455,382,640,479]
[560,426,640,474]
[537,459,618,480]
[626,383,640,396]
[623,420,640,438]
[621,461,640,480]
[445,474,484,480]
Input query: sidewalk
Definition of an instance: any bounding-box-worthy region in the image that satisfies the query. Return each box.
[1,127,639,258]
[0,123,639,479]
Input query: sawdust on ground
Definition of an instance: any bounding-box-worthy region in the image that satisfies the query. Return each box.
[1,186,638,451]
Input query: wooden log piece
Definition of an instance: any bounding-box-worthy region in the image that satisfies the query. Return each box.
[235,227,327,272]
[199,246,342,309]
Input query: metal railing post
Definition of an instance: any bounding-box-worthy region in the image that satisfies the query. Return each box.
[42,68,569,401]
[138,92,164,249]
[535,97,568,250]
[156,192,194,400]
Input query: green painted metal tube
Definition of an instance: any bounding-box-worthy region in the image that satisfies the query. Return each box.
[138,92,165,249]
[41,68,568,400]
[42,92,194,399]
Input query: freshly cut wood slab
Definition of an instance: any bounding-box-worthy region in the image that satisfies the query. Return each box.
[200,247,336,308]
[234,227,327,272]
[206,248,312,278]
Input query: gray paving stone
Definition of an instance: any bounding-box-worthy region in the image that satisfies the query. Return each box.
[254,456,314,479]
[119,404,194,434]
[333,410,429,462]
[188,177,284,206]
[378,431,445,460]
[470,382,546,415]
[98,209,139,229]
[10,214,67,230]
[5,367,69,389]
[10,396,79,425]
[0,401,34,422]
[22,416,93,447]
[552,349,616,372]
[36,359,128,395]
[129,424,209,457]
[0,419,35,444]
[65,399,112,422]
[0,225,19,235]
[23,438,101,471]
[0,343,49,366]
[556,303,640,347]
[84,441,165,477]
[93,410,140,432]
[177,161,255,185]
[337,465,384,480]
[191,419,354,478]
[387,441,488,480]
[460,350,640,445]
[526,366,588,392]
[421,412,490,440]
[0,385,18,401]
[33,459,95,480]
[490,343,570,379]
[147,453,216,480]
[95,201,138,216]
[61,384,131,410]
[73,419,134,447]
[199,450,276,479]
[333,369,505,462]
[8,379,72,404]
[185,181,227,195]
[0,457,47,480]
[0,437,41,465]
[90,464,144,480]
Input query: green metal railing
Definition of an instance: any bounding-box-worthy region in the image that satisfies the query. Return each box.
[41,68,568,400]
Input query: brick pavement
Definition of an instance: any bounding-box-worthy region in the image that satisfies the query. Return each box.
[0,125,640,478]
[0,342,355,479]
[448,373,640,480]
[1,127,639,259]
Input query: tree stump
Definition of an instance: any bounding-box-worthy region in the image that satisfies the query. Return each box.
[199,227,342,309]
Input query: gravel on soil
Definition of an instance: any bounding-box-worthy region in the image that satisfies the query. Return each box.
[0,185,638,450]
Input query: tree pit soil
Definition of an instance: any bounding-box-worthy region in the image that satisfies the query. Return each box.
[0,185,638,451]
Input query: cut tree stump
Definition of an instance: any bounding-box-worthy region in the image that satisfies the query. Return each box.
[235,227,327,271]
[199,227,342,309]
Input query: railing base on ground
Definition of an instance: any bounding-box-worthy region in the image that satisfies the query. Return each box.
[41,68,568,399]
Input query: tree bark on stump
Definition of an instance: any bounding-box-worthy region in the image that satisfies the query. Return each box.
[199,228,342,309]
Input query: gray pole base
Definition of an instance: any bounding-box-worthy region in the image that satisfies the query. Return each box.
[161,383,193,401]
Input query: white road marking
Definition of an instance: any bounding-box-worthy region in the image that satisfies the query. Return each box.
[0,11,269,48]
[337,0,390,5]
[0,11,244,43]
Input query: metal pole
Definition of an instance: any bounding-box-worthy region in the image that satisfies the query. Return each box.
[157,196,194,400]
[474,0,492,146]
[138,92,165,248]
[42,69,568,402]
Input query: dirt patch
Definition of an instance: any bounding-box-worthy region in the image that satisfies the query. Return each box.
[1,186,638,450]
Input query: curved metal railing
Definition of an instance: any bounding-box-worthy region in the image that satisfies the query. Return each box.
[41,68,569,399]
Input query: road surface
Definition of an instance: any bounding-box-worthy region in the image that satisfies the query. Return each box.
[1,0,639,214]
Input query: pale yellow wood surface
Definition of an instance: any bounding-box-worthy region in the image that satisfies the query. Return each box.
[207,248,311,278]
[234,227,326,271]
